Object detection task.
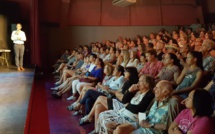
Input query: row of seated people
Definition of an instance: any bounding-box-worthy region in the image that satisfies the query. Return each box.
[51,54,214,134]
[50,29,215,134]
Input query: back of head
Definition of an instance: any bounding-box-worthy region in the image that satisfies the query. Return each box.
[116,65,124,76]
[193,89,213,117]
[125,67,139,84]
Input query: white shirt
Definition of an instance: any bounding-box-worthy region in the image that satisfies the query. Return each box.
[11,30,26,44]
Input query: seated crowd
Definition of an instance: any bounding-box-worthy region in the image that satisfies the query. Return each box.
[50,26,215,134]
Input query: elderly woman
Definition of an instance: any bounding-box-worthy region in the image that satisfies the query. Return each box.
[168,89,214,134]
[94,75,155,134]
[78,67,139,125]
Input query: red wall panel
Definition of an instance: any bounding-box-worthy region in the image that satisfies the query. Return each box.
[130,2,161,25]
[36,0,204,26]
[162,5,197,25]
[101,0,129,26]
[39,0,61,23]
[69,0,101,25]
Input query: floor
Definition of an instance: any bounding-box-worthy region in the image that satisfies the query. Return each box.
[0,65,94,134]
[0,65,34,134]
[45,77,94,134]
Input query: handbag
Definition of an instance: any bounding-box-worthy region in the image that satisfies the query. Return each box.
[79,78,92,83]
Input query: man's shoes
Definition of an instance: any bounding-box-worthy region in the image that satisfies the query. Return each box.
[17,67,21,71]
[20,67,25,71]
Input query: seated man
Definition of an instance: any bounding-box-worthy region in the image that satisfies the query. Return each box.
[113,80,180,134]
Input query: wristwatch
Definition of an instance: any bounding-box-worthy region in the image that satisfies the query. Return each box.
[150,123,155,128]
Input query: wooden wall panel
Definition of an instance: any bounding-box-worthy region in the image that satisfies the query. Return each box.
[69,0,101,25]
[100,0,129,26]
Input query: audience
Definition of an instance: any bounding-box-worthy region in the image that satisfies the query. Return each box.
[113,80,180,134]
[94,75,155,134]
[50,26,215,134]
[78,67,139,126]
[69,65,125,115]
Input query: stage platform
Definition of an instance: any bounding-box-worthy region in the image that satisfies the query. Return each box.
[0,65,34,134]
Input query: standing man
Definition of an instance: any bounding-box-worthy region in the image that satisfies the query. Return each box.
[11,23,26,71]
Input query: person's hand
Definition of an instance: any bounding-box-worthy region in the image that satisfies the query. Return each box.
[187,130,192,134]
[129,84,139,92]
[139,120,151,128]
[97,82,101,86]
[101,85,109,91]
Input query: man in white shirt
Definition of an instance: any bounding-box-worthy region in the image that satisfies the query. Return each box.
[11,23,26,71]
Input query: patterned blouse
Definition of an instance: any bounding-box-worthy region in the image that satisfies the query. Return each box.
[140,60,164,77]
[157,65,179,81]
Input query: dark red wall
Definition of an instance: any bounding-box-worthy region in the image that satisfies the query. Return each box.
[39,0,202,26]
[5,0,215,26]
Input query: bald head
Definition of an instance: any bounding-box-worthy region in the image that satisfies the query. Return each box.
[154,80,173,101]
[203,39,215,51]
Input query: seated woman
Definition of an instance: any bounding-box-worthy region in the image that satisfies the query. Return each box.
[156,53,181,85]
[136,53,147,73]
[52,58,104,99]
[115,49,122,65]
[204,73,215,116]
[139,49,163,78]
[103,47,116,64]
[120,49,130,68]
[78,67,139,125]
[66,64,114,111]
[126,51,139,68]
[94,75,155,134]
[172,51,203,99]
[168,89,214,134]
[70,65,126,115]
